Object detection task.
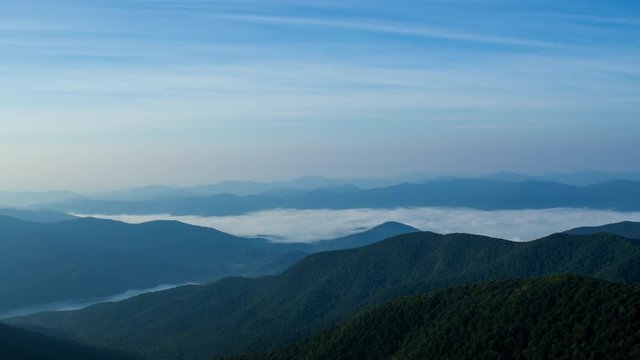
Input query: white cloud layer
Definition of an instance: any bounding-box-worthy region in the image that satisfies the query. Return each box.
[78,207,640,243]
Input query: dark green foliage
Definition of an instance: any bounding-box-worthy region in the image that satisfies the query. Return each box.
[0,323,139,360]
[229,276,640,360]
[566,221,640,239]
[12,231,640,360]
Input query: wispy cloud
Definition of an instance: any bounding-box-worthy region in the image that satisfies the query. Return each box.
[0,19,69,32]
[100,0,357,12]
[216,14,559,48]
[1,0,639,189]
[564,14,640,26]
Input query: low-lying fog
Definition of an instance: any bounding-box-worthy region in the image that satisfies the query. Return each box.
[76,207,640,242]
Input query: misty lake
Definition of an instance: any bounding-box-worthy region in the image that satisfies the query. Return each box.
[0,282,197,320]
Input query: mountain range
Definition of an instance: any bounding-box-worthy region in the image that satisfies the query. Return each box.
[3,171,640,213]
[37,178,640,216]
[11,229,640,360]
[0,215,417,316]
[480,170,640,186]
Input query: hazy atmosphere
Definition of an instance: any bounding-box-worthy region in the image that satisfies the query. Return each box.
[1,0,639,191]
[2,2,640,360]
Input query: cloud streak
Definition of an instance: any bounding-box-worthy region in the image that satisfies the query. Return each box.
[564,14,640,26]
[1,0,639,189]
[216,14,558,48]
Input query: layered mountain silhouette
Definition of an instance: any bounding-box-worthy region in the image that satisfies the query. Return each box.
[44,179,640,215]
[228,275,640,360]
[481,170,640,186]
[0,216,416,315]
[12,230,640,360]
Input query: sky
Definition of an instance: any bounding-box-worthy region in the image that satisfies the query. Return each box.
[1,0,639,191]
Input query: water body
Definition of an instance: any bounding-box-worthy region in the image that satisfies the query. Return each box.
[0,282,198,320]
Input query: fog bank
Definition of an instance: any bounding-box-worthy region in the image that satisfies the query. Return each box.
[76,207,640,243]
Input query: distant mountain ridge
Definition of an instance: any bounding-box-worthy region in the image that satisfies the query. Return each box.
[482,170,640,186]
[88,176,400,201]
[43,179,640,215]
[12,230,640,360]
[4,171,639,207]
[228,275,640,360]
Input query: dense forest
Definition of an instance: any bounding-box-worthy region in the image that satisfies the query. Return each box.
[227,275,640,360]
[12,231,640,360]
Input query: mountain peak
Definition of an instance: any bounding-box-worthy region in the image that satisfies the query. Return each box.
[369,221,420,233]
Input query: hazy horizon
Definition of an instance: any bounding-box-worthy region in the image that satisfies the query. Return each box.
[2,169,640,193]
[2,2,639,359]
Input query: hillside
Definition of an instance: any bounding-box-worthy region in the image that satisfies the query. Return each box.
[0,215,273,314]
[0,323,138,360]
[0,216,415,315]
[234,222,419,277]
[228,276,640,360]
[227,222,419,278]
[566,221,640,240]
[12,231,640,360]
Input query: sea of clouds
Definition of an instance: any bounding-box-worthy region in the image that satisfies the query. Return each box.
[77,207,640,243]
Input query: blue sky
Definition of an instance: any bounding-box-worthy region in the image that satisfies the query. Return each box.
[1,0,639,190]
